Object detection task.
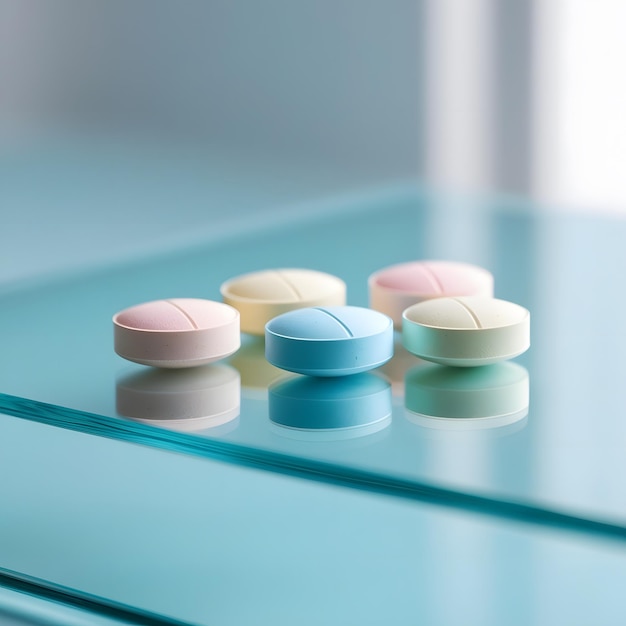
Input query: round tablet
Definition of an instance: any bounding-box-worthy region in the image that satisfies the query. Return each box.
[221,268,346,335]
[265,305,394,376]
[402,296,530,367]
[269,373,392,431]
[116,364,240,432]
[404,362,529,426]
[113,298,240,368]
[369,260,494,328]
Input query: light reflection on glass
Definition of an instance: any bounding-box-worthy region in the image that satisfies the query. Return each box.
[268,373,392,441]
[116,364,240,433]
[404,362,529,431]
[228,335,285,398]
[376,333,428,397]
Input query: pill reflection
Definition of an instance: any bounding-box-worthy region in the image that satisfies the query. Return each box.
[269,373,392,441]
[404,362,529,431]
[376,334,428,396]
[227,335,285,397]
[116,364,240,432]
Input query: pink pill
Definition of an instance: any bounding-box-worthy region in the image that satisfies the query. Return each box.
[369,260,494,328]
[113,298,240,368]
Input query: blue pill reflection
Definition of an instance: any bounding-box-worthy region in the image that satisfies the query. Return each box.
[269,373,392,431]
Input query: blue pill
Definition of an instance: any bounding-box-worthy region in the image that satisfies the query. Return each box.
[265,306,394,376]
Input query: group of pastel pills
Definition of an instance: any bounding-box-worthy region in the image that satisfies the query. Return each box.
[113,261,530,378]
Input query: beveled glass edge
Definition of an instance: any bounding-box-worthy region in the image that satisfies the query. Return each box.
[0,565,200,626]
[2,393,625,543]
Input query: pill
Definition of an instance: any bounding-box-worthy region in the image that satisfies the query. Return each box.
[269,373,392,431]
[221,268,346,335]
[402,296,530,367]
[116,364,240,432]
[113,298,240,368]
[404,362,529,427]
[265,305,394,376]
[369,260,494,328]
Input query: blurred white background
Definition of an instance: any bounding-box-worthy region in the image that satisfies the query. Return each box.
[2,0,625,209]
[533,0,626,215]
[1,0,624,285]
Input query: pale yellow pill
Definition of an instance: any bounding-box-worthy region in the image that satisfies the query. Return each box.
[220,268,346,335]
[402,296,530,367]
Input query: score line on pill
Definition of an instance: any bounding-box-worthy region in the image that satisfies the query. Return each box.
[113,298,240,368]
[265,305,394,376]
[402,296,530,367]
[221,268,346,335]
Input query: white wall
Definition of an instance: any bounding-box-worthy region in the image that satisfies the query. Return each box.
[0,0,423,182]
[533,0,626,214]
[2,0,625,213]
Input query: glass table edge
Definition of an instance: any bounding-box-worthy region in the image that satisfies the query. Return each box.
[2,393,625,543]
[0,564,200,626]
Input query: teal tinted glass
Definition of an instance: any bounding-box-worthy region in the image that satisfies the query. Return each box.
[1,185,625,535]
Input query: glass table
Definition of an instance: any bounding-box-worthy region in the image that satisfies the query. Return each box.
[1,173,626,624]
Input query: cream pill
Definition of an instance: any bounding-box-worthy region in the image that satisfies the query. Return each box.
[221,268,346,335]
[113,298,240,368]
[369,260,494,328]
[402,296,530,367]
[265,306,394,376]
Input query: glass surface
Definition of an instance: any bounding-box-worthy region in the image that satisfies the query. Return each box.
[1,412,626,626]
[1,185,626,534]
